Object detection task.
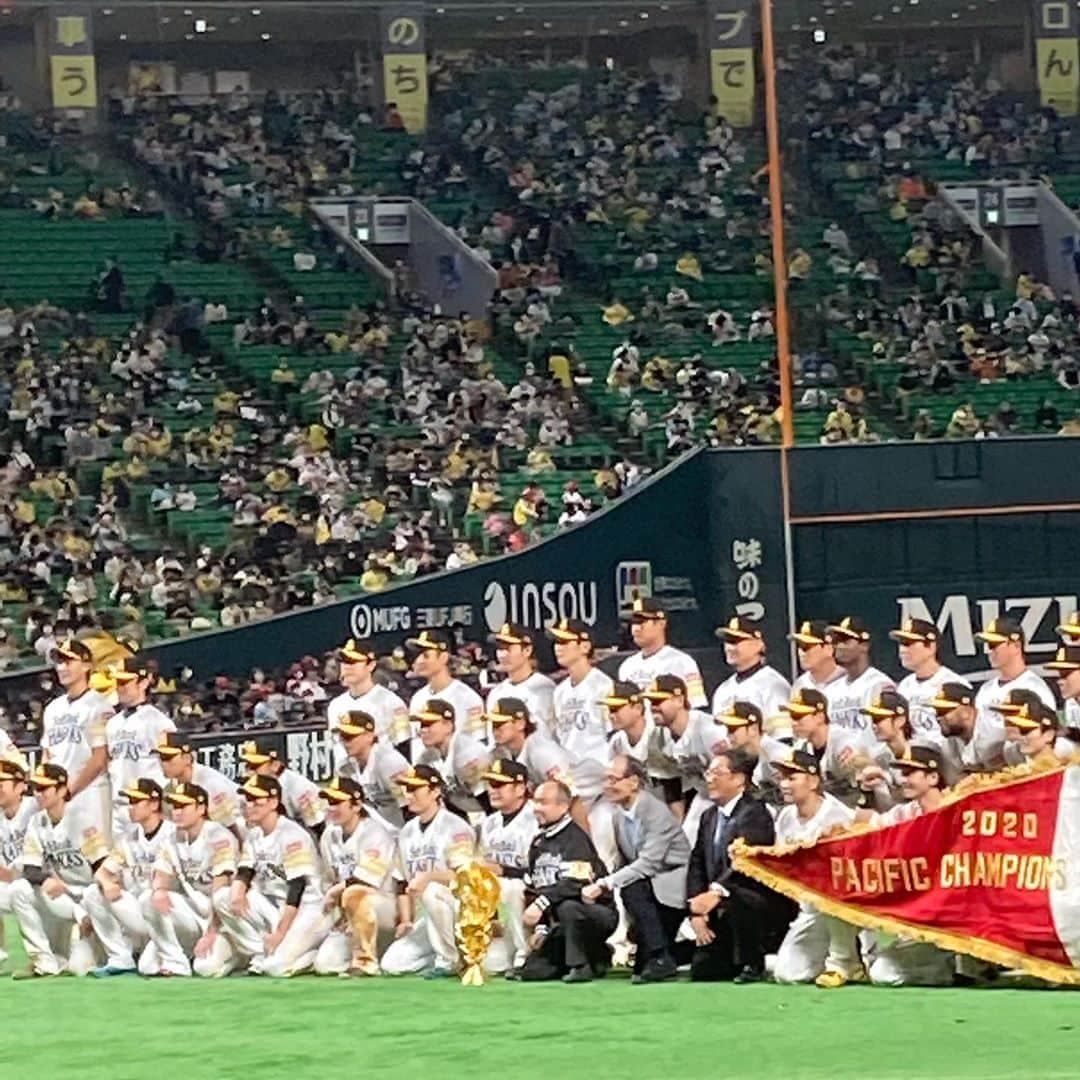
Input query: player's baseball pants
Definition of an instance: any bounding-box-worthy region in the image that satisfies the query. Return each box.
[140,890,235,977]
[868,937,954,987]
[314,888,396,974]
[72,783,112,841]
[483,878,528,973]
[82,884,163,974]
[8,879,99,975]
[380,882,459,974]
[212,887,330,977]
[774,905,862,984]
[586,799,619,875]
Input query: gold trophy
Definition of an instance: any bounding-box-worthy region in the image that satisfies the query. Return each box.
[451,860,502,986]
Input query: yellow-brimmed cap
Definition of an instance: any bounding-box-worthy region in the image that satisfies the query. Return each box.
[339,638,376,664]
[320,776,364,803]
[336,711,376,736]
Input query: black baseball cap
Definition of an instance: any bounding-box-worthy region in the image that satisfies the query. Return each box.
[895,745,942,772]
[121,778,163,803]
[1045,645,1080,674]
[239,739,280,766]
[628,597,667,623]
[774,747,820,776]
[781,688,829,718]
[789,620,833,647]
[641,675,688,702]
[411,698,456,726]
[406,629,452,653]
[339,638,376,664]
[336,711,377,736]
[717,701,764,728]
[486,696,530,725]
[928,682,975,712]
[0,759,26,782]
[976,616,1024,646]
[548,618,593,644]
[239,773,282,800]
[600,681,645,709]
[155,732,193,758]
[164,782,208,807]
[1005,700,1059,731]
[717,615,764,642]
[53,637,93,663]
[111,645,153,683]
[397,764,446,790]
[481,759,529,785]
[889,619,939,645]
[493,623,533,647]
[829,616,872,642]
[990,688,1043,717]
[29,763,69,789]
[860,690,909,721]
[320,776,365,803]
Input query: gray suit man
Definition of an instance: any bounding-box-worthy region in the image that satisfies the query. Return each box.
[582,754,690,983]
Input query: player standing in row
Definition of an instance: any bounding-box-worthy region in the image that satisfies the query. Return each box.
[42,638,113,839]
[603,681,682,812]
[489,697,574,791]
[313,776,397,977]
[106,649,175,840]
[618,598,707,707]
[414,698,491,816]
[145,781,239,977]
[710,617,791,728]
[334,711,410,828]
[407,630,485,745]
[1046,645,1080,756]
[790,621,845,721]
[973,617,1055,723]
[487,624,556,732]
[823,617,895,752]
[239,740,326,837]
[890,619,959,741]
[155,734,243,836]
[326,639,411,760]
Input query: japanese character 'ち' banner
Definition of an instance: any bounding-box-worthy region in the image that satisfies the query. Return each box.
[708,0,755,128]
[381,6,428,134]
[732,759,1080,983]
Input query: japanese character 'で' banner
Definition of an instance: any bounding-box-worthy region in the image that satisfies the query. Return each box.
[707,0,755,128]
[732,758,1080,983]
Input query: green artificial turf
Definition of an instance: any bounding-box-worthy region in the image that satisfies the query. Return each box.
[0,918,1074,1079]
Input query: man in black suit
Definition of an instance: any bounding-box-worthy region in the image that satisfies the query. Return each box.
[686,748,777,982]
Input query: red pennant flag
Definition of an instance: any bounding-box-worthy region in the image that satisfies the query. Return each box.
[732,760,1080,984]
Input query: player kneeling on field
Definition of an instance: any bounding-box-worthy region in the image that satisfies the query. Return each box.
[10,764,108,978]
[84,778,175,976]
[144,782,239,977]
[213,774,329,977]
[0,759,36,965]
[314,776,397,977]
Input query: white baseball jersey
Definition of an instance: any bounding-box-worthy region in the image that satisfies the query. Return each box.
[871,799,926,829]
[974,669,1056,726]
[394,806,474,881]
[327,684,410,745]
[191,762,242,830]
[42,688,112,790]
[0,797,37,871]
[0,729,27,769]
[663,710,723,796]
[22,804,109,889]
[825,667,895,750]
[551,667,613,799]
[775,793,855,845]
[896,666,962,739]
[154,820,238,900]
[410,679,485,741]
[487,672,556,733]
[609,715,679,780]
[105,819,177,892]
[711,664,792,727]
[505,732,574,790]
[480,807,538,873]
[618,645,707,707]
[277,768,326,831]
[319,815,396,892]
[417,731,490,811]
[239,816,323,906]
[106,703,174,799]
[940,715,1008,775]
[340,742,409,826]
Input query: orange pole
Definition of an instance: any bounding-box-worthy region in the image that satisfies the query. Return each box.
[759,0,794,448]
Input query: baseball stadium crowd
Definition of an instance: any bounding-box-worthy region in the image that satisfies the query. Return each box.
[0,597,1078,985]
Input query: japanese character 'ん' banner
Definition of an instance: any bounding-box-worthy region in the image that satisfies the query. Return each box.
[381,6,428,134]
[1035,0,1079,116]
[707,0,755,128]
[50,7,97,109]
[732,760,1080,983]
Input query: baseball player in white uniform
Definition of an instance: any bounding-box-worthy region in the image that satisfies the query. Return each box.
[781,688,867,799]
[717,701,791,799]
[326,639,411,761]
[83,778,175,976]
[711,616,791,728]
[487,623,556,734]
[213,773,330,977]
[334,711,410,828]
[890,619,960,740]
[105,651,175,841]
[927,682,1002,776]
[643,675,724,845]
[790,621,847,734]
[239,739,326,836]
[1000,700,1062,766]
[973,616,1056,727]
[618,597,707,707]
[10,763,108,978]
[313,776,397,977]
[41,637,113,839]
[489,697,574,792]
[145,781,239,977]
[477,758,538,975]
[1045,645,1080,757]
[826,617,895,752]
[415,698,491,816]
[771,748,861,987]
[407,629,485,743]
[0,759,35,964]
[862,745,954,987]
[381,765,475,977]
[603,680,680,799]
[155,733,244,836]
